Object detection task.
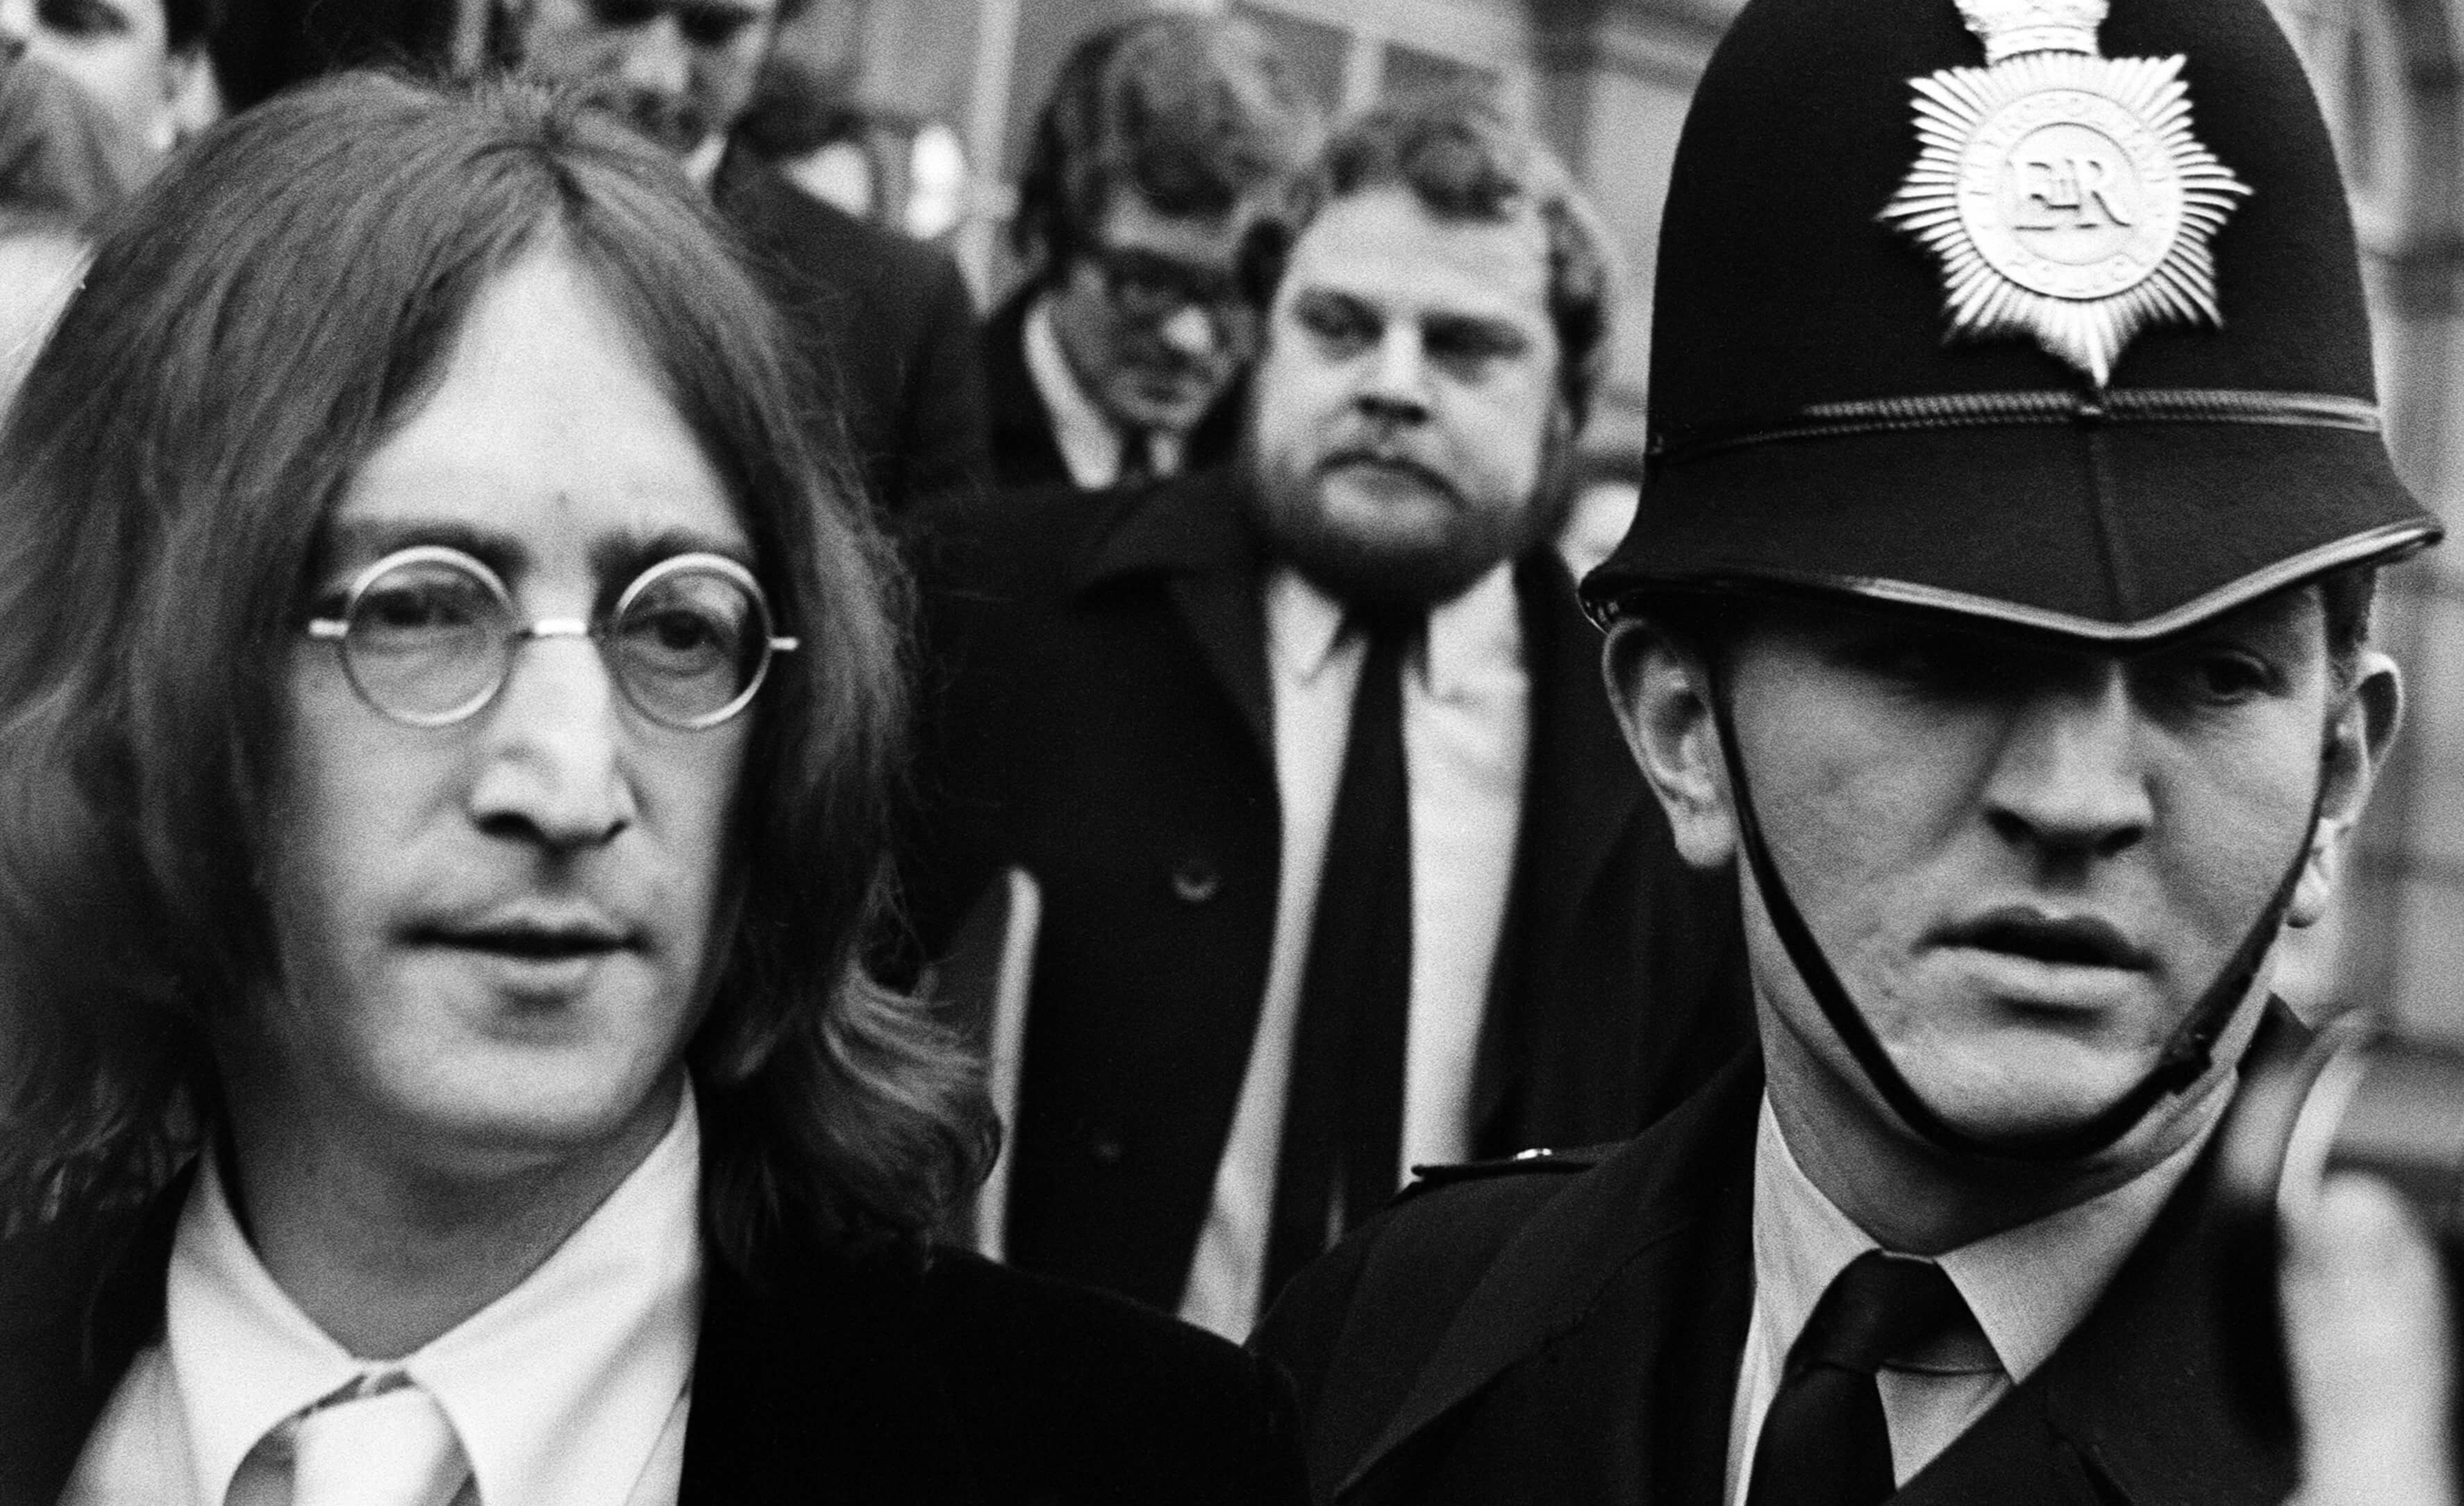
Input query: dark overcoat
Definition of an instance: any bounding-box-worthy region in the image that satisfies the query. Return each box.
[902,467,1753,1313]
[1251,1051,2297,1506]
[977,287,1245,494]
[715,151,990,515]
[0,1169,1306,1506]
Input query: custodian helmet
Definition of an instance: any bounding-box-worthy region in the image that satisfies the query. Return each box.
[1581,0,2439,639]
[1583,0,2442,1163]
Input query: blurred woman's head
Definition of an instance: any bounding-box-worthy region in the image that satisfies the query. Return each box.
[0,71,987,1263]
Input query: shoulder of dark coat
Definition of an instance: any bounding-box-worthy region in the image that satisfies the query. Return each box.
[1398,1144,1609,1198]
[919,1247,1305,1496]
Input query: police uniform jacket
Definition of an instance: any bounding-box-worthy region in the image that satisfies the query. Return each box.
[1250,1049,2297,1506]
[901,466,1752,1313]
[715,150,990,515]
[0,1166,1307,1505]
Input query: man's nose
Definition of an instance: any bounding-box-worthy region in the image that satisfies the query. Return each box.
[1980,665,2153,862]
[616,15,692,101]
[1355,324,1430,424]
[465,635,637,851]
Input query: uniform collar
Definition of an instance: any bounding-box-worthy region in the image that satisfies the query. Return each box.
[1751,1090,2216,1384]
[167,1087,704,1506]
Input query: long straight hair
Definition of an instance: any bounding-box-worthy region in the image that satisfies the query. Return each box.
[0,72,991,1267]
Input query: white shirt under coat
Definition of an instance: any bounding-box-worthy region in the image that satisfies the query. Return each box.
[1022,294,1185,488]
[65,1085,706,1506]
[1179,563,1529,1341]
[1724,1094,2216,1503]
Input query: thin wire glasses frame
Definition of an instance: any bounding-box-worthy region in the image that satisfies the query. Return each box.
[305,544,801,732]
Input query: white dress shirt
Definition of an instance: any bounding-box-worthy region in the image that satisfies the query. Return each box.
[1179,564,1529,1340]
[65,1086,706,1506]
[1022,294,1184,487]
[1724,1094,2217,1503]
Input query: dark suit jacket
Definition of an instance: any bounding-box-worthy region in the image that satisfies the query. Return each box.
[979,287,1245,493]
[0,1169,1306,1505]
[1251,1051,2297,1506]
[716,151,990,515]
[903,467,1753,1314]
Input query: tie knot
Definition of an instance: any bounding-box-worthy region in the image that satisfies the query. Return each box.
[1346,604,1423,655]
[1792,1251,1967,1378]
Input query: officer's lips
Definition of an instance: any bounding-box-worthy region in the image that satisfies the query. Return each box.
[1930,907,2153,972]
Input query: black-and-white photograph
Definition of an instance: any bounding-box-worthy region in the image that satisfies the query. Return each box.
[2,1,2458,1502]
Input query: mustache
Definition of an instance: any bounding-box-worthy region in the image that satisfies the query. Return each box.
[1317,444,1463,505]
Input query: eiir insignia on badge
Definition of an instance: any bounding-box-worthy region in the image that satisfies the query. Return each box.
[1880,0,2249,385]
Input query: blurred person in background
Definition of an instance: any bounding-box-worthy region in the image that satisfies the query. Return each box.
[0,0,220,408]
[493,0,988,514]
[988,13,1318,493]
[906,94,1750,1341]
[0,72,1300,1505]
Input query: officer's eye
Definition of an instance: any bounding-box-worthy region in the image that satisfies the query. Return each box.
[1291,294,1377,353]
[2148,646,2286,708]
[1836,630,2012,696]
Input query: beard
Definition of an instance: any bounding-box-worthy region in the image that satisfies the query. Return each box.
[1242,417,1576,611]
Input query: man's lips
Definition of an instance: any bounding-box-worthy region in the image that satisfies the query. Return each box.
[1320,449,1454,495]
[408,908,638,960]
[1929,907,2154,970]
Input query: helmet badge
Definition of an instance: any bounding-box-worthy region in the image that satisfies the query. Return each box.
[1881,0,2251,385]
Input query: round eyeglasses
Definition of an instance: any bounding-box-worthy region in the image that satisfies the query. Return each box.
[305,545,800,731]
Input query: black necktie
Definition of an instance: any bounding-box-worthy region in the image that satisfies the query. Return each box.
[1117,430,1155,485]
[1261,610,1417,1312]
[1745,1251,1968,1506]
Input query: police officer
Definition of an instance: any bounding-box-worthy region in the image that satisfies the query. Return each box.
[1251,0,2442,1501]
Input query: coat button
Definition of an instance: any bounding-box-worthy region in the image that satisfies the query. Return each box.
[1088,1135,1127,1166]
[1170,858,1221,905]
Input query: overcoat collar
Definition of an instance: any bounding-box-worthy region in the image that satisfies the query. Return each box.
[1341,1044,2295,1506]
[1072,467,1274,761]
[680,1241,990,1505]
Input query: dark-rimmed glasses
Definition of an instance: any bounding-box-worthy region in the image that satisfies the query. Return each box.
[1085,243,1258,346]
[305,545,799,731]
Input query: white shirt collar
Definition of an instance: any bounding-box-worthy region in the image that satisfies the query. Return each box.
[1263,563,1522,705]
[1022,292,1184,488]
[1750,1090,2211,1382]
[168,1085,704,1506]
[681,134,727,191]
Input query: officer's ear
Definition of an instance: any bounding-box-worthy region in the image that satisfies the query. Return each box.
[1602,617,1736,869]
[2290,647,2403,929]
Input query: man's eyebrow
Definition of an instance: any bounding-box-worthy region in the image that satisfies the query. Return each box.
[591,528,760,589]
[319,518,527,583]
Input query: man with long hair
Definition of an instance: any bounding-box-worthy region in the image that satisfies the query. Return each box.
[0,72,1299,1504]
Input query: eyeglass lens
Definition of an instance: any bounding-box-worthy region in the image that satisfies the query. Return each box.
[337,554,773,730]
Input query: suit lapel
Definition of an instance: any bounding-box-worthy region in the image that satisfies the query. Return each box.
[682,1243,988,1505]
[1467,552,1644,1139]
[1341,1059,1762,1503]
[1071,468,1273,760]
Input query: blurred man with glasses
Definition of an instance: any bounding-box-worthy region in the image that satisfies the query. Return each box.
[494,0,989,514]
[985,14,1318,492]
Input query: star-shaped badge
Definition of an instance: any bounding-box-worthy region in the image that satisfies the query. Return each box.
[1881,0,2250,385]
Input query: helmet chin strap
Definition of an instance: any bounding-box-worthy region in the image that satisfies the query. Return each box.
[1706,668,2325,1164]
